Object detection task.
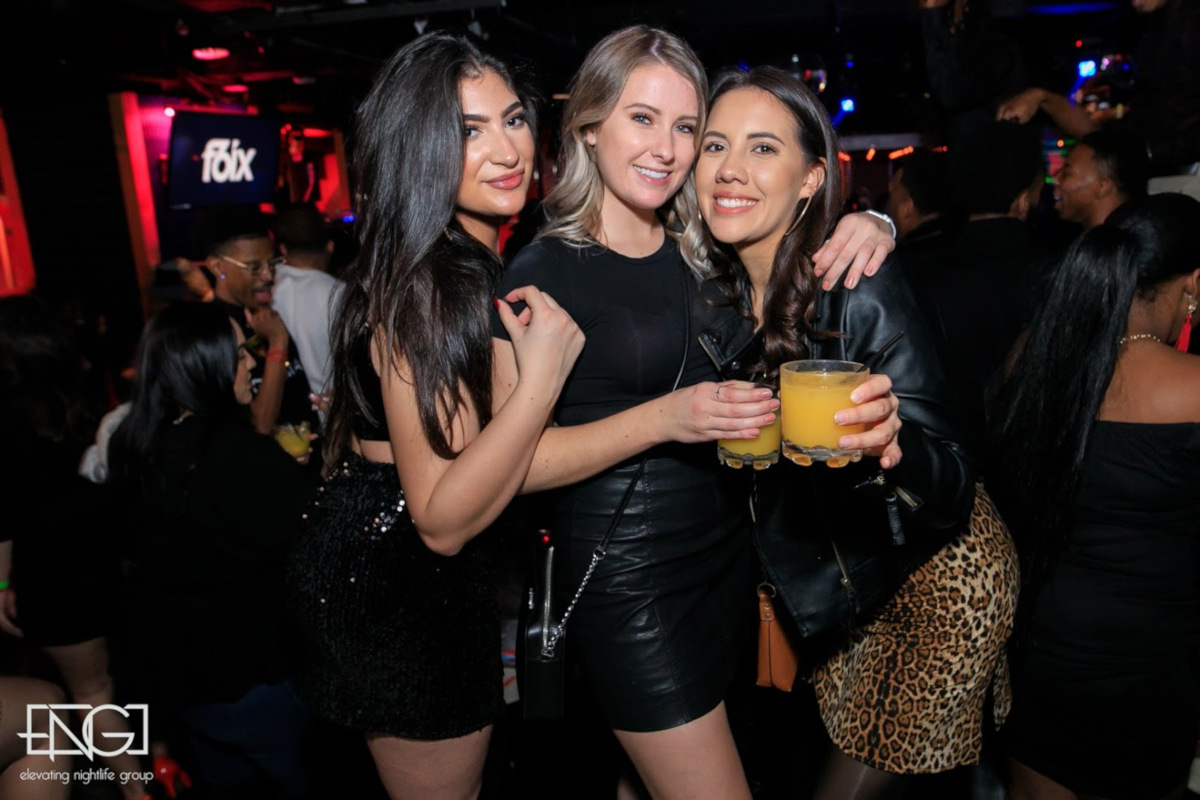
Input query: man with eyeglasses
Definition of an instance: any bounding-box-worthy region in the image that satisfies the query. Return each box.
[195,204,319,440]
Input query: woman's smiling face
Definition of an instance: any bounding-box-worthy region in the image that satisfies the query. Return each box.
[586,63,701,217]
[695,86,823,254]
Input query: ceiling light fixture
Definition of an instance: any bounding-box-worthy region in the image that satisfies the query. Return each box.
[192,46,230,61]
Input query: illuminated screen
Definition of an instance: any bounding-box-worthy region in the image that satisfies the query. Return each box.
[167,111,281,208]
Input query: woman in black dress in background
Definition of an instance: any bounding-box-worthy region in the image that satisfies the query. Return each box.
[287,33,583,800]
[109,302,316,797]
[995,193,1200,800]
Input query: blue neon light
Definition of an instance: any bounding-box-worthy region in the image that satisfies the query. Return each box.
[840,98,856,113]
[1078,60,1097,78]
[1027,2,1118,15]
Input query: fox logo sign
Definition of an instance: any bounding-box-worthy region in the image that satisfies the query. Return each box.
[200,138,257,184]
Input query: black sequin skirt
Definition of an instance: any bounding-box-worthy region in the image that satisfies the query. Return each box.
[287,453,501,740]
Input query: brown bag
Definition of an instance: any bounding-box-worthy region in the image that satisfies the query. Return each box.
[756,583,799,692]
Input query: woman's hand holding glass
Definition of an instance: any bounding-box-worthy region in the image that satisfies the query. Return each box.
[495,285,586,397]
[831,373,903,469]
[661,380,778,445]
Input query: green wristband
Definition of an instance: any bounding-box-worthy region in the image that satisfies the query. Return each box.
[0,579,9,591]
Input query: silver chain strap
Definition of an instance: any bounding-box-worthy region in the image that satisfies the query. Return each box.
[541,546,604,657]
[538,262,689,660]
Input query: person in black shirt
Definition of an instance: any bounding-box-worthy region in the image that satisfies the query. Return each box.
[887,149,958,281]
[109,302,317,798]
[912,122,1051,474]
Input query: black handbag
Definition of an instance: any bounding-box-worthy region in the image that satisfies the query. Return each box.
[518,531,567,720]
[518,261,691,721]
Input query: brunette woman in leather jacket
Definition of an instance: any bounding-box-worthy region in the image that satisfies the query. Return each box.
[683,66,1019,800]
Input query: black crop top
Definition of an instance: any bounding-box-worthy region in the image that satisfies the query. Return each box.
[351,335,389,442]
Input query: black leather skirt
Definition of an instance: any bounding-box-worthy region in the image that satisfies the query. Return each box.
[552,444,755,732]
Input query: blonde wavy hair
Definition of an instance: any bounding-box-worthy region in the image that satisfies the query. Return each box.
[539,26,708,249]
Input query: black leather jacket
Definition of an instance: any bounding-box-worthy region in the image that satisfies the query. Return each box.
[699,256,976,636]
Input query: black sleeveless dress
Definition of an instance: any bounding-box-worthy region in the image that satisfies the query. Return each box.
[492,237,756,732]
[287,339,502,739]
[1003,421,1200,798]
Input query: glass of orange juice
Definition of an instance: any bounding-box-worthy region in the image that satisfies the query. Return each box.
[780,360,869,468]
[273,421,312,459]
[717,383,781,470]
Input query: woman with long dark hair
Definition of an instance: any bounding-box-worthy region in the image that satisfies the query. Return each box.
[994,193,1200,799]
[287,33,583,800]
[685,66,1017,798]
[109,301,316,798]
[491,27,902,799]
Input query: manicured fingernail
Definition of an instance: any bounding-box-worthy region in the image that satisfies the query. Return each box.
[834,412,848,424]
[849,391,861,403]
[822,280,832,291]
[492,297,501,310]
[846,277,858,289]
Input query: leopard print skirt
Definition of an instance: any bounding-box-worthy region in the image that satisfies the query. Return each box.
[810,485,1019,774]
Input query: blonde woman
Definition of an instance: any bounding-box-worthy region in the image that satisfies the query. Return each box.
[491,26,900,799]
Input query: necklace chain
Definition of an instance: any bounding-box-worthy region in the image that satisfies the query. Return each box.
[1118,333,1163,345]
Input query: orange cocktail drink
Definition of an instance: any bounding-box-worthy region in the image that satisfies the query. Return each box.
[779,360,868,467]
[718,417,782,470]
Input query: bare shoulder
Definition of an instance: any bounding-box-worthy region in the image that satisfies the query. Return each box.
[1157,349,1200,422]
[1104,348,1200,423]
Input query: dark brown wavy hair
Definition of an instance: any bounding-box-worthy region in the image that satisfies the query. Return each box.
[681,66,843,380]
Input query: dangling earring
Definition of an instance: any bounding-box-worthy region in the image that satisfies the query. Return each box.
[1178,292,1197,352]
[784,197,812,237]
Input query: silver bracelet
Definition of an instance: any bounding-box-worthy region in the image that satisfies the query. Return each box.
[864,209,897,239]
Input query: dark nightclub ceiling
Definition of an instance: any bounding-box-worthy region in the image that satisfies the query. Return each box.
[5,0,1138,136]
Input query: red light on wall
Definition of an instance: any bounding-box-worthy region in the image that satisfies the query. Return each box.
[192,46,230,61]
[888,146,915,160]
[222,84,249,93]
[865,147,876,161]
[837,152,852,162]
[1075,40,1083,48]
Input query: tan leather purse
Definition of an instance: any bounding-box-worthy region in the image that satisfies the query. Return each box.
[756,583,798,692]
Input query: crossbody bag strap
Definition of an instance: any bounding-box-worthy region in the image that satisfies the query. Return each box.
[542,260,692,657]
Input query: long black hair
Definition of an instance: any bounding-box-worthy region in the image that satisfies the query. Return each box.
[994,193,1200,601]
[109,302,245,495]
[324,32,536,462]
[689,66,843,379]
